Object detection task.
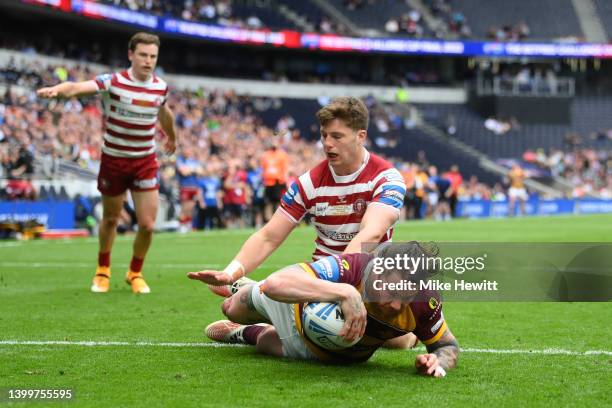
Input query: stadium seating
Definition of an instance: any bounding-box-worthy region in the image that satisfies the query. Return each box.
[456,0,582,40]
[327,0,431,36]
[593,0,612,41]
[417,99,612,159]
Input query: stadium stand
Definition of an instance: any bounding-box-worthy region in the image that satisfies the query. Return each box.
[455,0,583,41]
[328,0,431,37]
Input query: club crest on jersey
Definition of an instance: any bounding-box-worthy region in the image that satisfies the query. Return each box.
[429,297,439,310]
[353,198,367,215]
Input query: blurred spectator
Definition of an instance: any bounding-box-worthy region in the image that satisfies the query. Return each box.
[195,163,224,230]
[442,164,462,217]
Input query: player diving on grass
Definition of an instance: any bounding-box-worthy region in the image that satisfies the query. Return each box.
[189,241,459,377]
[189,96,418,349]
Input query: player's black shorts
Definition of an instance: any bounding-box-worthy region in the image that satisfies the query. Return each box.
[224,204,244,217]
[264,182,285,204]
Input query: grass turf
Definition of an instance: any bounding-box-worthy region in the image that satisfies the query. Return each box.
[0,214,611,407]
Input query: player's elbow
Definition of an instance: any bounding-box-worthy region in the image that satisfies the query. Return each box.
[362,226,387,243]
[261,274,289,298]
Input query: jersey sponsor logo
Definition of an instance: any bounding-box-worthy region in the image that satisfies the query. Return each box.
[310,256,340,281]
[315,202,329,216]
[134,177,157,189]
[317,227,358,242]
[353,198,368,215]
[96,73,112,84]
[326,204,353,216]
[113,107,156,119]
[282,182,299,206]
[381,189,404,201]
[431,315,445,333]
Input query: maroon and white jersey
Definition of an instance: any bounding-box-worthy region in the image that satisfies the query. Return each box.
[279,149,406,259]
[94,68,168,158]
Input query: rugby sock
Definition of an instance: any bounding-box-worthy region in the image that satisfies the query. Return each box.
[98,252,111,269]
[129,256,144,273]
[242,325,265,345]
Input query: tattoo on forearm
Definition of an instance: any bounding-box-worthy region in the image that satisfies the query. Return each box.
[432,345,459,370]
[427,329,460,370]
[352,299,362,313]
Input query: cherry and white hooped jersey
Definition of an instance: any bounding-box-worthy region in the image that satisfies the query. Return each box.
[279,149,406,259]
[94,68,168,158]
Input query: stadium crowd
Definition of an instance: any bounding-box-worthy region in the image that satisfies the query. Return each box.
[523,147,612,198]
[1,57,609,230]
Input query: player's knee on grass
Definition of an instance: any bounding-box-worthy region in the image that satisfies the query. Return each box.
[255,326,283,357]
[221,286,265,324]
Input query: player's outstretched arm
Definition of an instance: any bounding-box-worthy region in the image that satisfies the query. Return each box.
[188,210,296,285]
[36,80,98,99]
[261,265,367,341]
[344,203,399,254]
[158,104,177,154]
[416,327,459,378]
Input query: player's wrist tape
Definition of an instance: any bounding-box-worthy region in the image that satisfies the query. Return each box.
[434,366,447,377]
[223,260,246,280]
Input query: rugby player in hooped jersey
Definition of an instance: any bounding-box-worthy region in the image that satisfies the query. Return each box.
[37,32,177,294]
[203,242,460,377]
[189,97,417,349]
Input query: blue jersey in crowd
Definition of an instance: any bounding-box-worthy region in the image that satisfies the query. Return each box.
[198,176,222,207]
[247,168,265,204]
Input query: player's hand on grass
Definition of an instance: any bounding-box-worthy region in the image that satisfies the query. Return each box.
[37,87,58,98]
[187,270,234,286]
[415,354,446,378]
[338,284,367,342]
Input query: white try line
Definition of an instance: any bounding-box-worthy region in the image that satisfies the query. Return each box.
[0,340,610,356]
[0,261,287,269]
[0,262,222,269]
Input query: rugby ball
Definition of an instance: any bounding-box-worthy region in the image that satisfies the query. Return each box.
[302,302,362,350]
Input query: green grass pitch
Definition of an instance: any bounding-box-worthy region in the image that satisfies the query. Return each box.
[1,214,610,407]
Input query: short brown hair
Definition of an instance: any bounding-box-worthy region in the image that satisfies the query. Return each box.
[128,32,160,51]
[316,97,369,131]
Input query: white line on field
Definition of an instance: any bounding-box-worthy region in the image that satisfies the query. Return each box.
[0,262,287,269]
[0,340,243,348]
[0,262,223,268]
[0,340,610,356]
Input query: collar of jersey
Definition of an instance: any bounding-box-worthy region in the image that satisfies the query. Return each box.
[127,68,153,85]
[328,147,369,184]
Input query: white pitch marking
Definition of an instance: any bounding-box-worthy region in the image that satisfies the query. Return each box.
[0,340,610,356]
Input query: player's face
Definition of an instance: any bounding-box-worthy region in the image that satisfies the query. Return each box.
[320,119,366,176]
[364,270,416,319]
[128,43,159,81]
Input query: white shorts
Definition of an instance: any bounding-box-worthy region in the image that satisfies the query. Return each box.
[250,283,317,361]
[428,192,439,206]
[508,187,528,201]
